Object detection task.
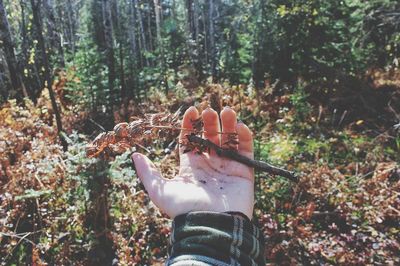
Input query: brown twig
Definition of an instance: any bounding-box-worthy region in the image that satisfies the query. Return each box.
[186,134,298,182]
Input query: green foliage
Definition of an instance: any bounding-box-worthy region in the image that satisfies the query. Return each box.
[257,134,297,164]
[290,83,312,120]
[109,150,137,184]
[2,0,399,105]
[14,189,52,201]
[66,40,108,107]
[253,0,399,86]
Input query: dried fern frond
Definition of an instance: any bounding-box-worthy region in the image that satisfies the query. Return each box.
[86,111,181,158]
[86,109,297,181]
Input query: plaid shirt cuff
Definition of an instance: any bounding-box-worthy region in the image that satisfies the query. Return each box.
[166,211,265,266]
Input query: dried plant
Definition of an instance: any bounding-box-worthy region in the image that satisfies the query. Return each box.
[86,110,298,181]
[86,111,181,158]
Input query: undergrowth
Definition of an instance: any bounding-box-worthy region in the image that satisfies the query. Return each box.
[1,81,399,265]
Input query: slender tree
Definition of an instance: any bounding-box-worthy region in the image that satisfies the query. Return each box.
[208,0,216,81]
[153,0,162,46]
[30,0,67,150]
[43,0,65,67]
[153,0,167,92]
[128,0,139,97]
[193,0,200,45]
[146,5,154,56]
[21,3,43,100]
[0,50,8,99]
[102,0,117,106]
[128,1,138,61]
[65,0,76,56]
[186,0,194,38]
[184,0,195,60]
[111,0,127,102]
[136,2,149,67]
[0,0,28,101]
[186,0,203,80]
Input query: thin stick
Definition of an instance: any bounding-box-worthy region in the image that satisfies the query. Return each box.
[145,125,226,135]
[186,134,298,182]
[89,118,106,131]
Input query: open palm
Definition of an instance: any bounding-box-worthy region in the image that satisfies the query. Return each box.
[132,106,255,219]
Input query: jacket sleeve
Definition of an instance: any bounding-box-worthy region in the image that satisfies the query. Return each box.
[166,211,265,266]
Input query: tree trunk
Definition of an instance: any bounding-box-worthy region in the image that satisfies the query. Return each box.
[194,0,200,44]
[30,0,67,150]
[202,5,208,69]
[153,0,162,46]
[0,0,28,101]
[102,0,117,106]
[192,0,203,80]
[146,5,154,63]
[65,0,76,56]
[136,3,149,66]
[128,0,138,60]
[184,0,197,71]
[20,0,40,98]
[128,0,138,97]
[0,51,8,100]
[208,0,216,81]
[153,0,167,93]
[113,0,127,102]
[43,0,65,67]
[186,0,194,38]
[252,0,265,90]
[185,1,193,42]
[119,44,127,102]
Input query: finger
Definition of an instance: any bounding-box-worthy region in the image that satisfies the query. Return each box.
[237,122,254,159]
[131,152,166,205]
[202,107,220,146]
[179,106,200,145]
[221,106,238,149]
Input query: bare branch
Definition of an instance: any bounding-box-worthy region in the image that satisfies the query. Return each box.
[186,134,298,182]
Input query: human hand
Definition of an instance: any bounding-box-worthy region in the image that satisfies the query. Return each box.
[131,106,254,219]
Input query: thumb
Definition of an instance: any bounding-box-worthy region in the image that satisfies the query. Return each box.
[131,152,165,205]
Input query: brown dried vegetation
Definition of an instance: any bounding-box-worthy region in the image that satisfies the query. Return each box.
[1,80,399,265]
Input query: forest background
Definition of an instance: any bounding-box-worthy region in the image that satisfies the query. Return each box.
[0,0,399,265]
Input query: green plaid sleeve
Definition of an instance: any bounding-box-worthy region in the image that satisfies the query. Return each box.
[166,211,265,266]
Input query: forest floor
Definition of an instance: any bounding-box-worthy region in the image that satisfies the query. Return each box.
[0,77,399,265]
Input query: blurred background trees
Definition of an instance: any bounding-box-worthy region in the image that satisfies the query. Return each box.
[0,0,399,126]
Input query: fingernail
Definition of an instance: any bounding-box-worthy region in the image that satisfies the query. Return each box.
[223,106,231,110]
[187,106,197,112]
[131,152,141,162]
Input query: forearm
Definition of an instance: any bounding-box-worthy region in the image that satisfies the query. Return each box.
[166,211,265,266]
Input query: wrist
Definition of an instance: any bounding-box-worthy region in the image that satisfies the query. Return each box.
[167,211,265,266]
